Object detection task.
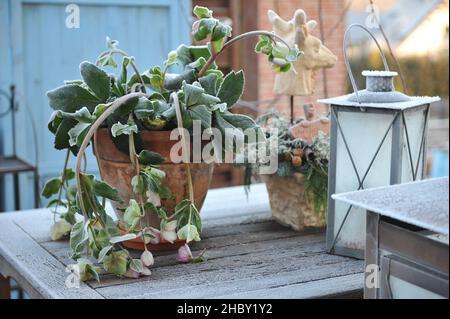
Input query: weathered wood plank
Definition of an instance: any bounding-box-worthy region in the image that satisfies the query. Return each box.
[200,220,296,239]
[96,255,363,298]
[37,218,363,299]
[10,210,55,243]
[92,228,363,297]
[213,273,364,299]
[201,184,271,223]
[0,216,103,299]
[41,221,303,267]
[89,231,331,289]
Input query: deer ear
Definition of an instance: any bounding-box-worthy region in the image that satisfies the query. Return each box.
[294,9,306,26]
[268,10,291,34]
[307,20,317,30]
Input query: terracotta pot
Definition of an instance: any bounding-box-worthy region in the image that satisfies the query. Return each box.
[264,173,326,231]
[95,129,214,249]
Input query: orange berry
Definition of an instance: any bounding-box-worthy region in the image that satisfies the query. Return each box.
[292,156,302,166]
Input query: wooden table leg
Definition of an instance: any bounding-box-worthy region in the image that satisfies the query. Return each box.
[13,173,20,210]
[0,274,10,299]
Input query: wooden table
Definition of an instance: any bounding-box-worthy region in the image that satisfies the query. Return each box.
[0,184,364,299]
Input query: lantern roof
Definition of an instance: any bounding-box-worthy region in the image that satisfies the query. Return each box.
[319,69,440,110]
[318,94,440,110]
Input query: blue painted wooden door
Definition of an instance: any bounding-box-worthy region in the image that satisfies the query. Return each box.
[0,0,192,210]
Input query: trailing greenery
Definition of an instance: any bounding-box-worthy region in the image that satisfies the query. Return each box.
[42,6,302,280]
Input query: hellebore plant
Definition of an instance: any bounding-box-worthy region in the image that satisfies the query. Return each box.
[42,5,301,281]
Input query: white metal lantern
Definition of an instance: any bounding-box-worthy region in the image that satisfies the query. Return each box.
[318,25,440,259]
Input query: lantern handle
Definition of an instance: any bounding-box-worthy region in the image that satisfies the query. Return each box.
[343,24,390,104]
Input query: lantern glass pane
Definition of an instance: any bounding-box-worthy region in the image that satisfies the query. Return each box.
[333,110,395,249]
[390,276,443,299]
[401,108,427,182]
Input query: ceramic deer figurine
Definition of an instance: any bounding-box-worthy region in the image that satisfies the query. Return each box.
[268,9,337,96]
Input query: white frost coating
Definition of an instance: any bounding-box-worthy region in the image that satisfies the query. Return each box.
[318,94,441,110]
[332,177,449,236]
[362,70,398,77]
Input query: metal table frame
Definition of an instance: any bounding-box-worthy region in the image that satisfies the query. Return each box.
[366,212,449,298]
[0,85,39,211]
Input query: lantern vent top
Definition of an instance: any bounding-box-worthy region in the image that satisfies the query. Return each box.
[346,69,411,103]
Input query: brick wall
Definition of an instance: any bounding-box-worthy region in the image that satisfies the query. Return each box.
[256,0,347,118]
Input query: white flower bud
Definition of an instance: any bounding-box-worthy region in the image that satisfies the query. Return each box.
[140,267,152,276]
[161,230,177,243]
[165,220,177,231]
[140,250,154,267]
[146,191,161,207]
[124,268,140,279]
[50,220,72,241]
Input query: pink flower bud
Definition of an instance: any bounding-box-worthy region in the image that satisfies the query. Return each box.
[143,227,160,245]
[149,234,160,245]
[176,244,193,263]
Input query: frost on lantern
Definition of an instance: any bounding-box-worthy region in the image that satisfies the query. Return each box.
[318,24,441,259]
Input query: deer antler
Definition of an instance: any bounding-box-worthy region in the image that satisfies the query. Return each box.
[293,10,318,46]
[294,9,307,26]
[306,20,318,31]
[268,10,293,37]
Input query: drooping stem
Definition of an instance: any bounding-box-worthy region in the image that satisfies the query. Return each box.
[171,92,194,203]
[96,48,146,92]
[127,113,146,223]
[198,30,293,78]
[127,115,147,251]
[93,131,106,208]
[52,149,71,222]
[75,92,147,220]
[290,96,294,124]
